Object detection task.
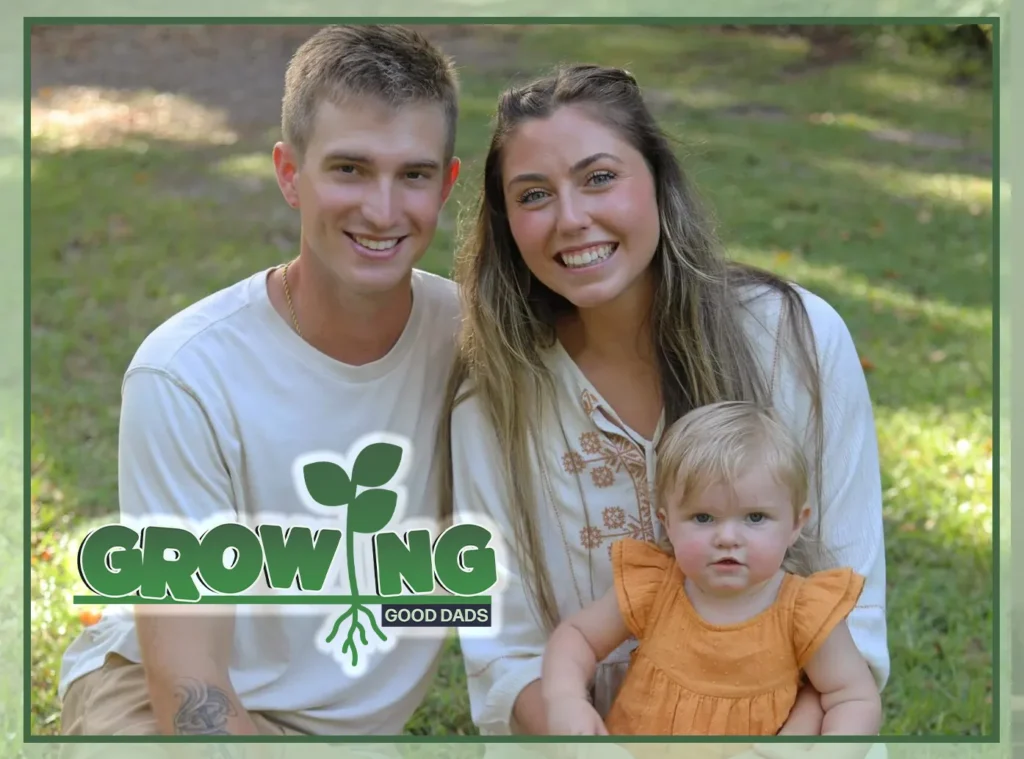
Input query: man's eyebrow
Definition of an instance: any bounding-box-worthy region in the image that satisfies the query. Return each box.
[322,152,441,171]
[505,152,622,189]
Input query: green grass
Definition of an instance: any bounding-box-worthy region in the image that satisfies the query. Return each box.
[29,26,993,737]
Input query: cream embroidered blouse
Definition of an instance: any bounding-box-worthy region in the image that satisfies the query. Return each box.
[450,284,889,735]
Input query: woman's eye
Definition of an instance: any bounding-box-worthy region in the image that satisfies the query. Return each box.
[518,189,547,204]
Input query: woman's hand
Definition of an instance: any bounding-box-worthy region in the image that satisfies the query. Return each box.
[544,697,609,736]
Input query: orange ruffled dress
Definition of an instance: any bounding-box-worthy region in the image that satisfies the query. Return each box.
[604,538,865,736]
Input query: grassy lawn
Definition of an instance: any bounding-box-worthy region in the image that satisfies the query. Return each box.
[29,25,993,737]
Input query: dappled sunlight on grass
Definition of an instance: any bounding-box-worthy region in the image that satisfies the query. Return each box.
[812,156,992,212]
[213,151,277,181]
[858,69,978,111]
[31,85,238,151]
[29,432,104,731]
[805,110,892,132]
[874,405,992,546]
[733,246,990,330]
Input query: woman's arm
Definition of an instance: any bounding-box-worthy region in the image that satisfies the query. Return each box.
[802,621,883,735]
[448,388,555,736]
[781,291,890,691]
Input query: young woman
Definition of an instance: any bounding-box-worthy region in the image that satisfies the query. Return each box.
[441,63,888,736]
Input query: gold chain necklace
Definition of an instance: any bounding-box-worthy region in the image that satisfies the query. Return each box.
[281,261,302,338]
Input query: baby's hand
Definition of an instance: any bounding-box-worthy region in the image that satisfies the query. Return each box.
[545,698,609,736]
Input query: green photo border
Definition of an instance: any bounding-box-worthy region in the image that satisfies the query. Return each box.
[9,3,1011,758]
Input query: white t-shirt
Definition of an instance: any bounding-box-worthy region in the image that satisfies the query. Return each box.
[59,266,462,735]
[451,283,890,735]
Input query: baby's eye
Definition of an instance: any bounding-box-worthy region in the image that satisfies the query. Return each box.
[747,513,768,524]
[693,513,713,524]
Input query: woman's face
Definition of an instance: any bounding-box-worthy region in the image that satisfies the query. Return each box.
[500,106,662,311]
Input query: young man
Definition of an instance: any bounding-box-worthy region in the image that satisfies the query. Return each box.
[58,25,463,736]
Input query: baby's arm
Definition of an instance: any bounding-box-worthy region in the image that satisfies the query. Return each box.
[541,588,632,735]
[802,619,883,736]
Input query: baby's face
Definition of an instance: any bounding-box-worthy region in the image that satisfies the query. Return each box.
[661,464,809,596]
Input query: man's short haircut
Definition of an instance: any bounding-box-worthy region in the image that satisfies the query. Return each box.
[282,25,460,163]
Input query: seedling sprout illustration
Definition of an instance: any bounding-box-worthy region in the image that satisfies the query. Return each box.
[302,441,402,667]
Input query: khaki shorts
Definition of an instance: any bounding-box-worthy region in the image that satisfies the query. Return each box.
[61,653,304,737]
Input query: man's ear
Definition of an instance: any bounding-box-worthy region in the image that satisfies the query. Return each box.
[441,157,461,205]
[273,142,301,209]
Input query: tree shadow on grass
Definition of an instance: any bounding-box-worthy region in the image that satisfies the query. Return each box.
[668,118,993,313]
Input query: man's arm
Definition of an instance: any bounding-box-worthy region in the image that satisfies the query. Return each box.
[134,606,259,736]
[119,368,256,736]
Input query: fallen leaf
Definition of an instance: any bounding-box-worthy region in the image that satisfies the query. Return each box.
[883,269,900,280]
[133,172,150,185]
[929,350,947,363]
[79,609,102,627]
[773,251,792,264]
[840,231,850,241]
[859,356,876,372]
[869,220,886,236]
[917,209,933,224]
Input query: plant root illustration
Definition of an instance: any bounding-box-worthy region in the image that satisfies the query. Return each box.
[303,441,402,667]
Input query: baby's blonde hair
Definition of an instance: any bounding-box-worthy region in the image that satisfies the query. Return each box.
[655,400,822,575]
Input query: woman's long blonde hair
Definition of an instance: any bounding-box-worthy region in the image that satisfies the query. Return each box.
[438,64,824,632]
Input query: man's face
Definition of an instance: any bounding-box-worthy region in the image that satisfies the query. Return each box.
[275,95,459,298]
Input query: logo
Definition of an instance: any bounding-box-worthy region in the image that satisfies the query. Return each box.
[73,434,506,676]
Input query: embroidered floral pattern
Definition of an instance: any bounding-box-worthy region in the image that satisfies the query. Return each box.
[563,390,657,553]
[562,451,585,474]
[603,507,626,530]
[580,432,602,455]
[580,526,602,549]
[591,465,615,488]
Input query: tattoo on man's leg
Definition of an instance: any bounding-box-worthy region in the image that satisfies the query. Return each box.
[172,678,238,735]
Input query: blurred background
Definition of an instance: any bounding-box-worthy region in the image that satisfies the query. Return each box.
[29,23,994,736]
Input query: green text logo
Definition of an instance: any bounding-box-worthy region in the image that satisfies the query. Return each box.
[75,434,503,676]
